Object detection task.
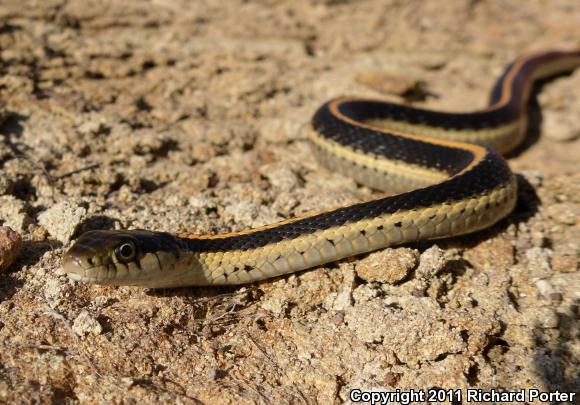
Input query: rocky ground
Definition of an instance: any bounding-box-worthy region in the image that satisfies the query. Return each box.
[0,0,579,403]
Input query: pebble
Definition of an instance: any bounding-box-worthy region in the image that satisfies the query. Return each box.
[76,112,110,136]
[258,116,303,143]
[259,164,301,191]
[549,292,563,302]
[0,172,13,195]
[415,245,457,279]
[43,278,63,308]
[411,287,427,297]
[351,284,380,303]
[544,202,578,225]
[522,307,559,329]
[38,201,87,243]
[188,195,217,211]
[223,201,282,229]
[383,372,401,387]
[323,263,355,311]
[355,71,427,99]
[542,110,580,142]
[525,247,552,276]
[72,310,103,336]
[332,311,345,326]
[355,248,419,284]
[0,196,30,232]
[534,279,555,300]
[260,296,288,316]
[0,226,22,272]
[551,255,578,273]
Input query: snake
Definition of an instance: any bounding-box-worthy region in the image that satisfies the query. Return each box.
[62,49,580,288]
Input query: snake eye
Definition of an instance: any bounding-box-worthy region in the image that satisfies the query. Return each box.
[114,242,136,263]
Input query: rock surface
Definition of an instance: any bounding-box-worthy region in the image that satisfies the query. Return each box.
[38,201,87,243]
[0,0,579,403]
[0,227,21,272]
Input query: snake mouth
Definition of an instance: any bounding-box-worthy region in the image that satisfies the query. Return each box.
[64,270,102,284]
[62,253,88,278]
[66,272,84,282]
[62,251,113,284]
[62,256,140,285]
[62,252,177,287]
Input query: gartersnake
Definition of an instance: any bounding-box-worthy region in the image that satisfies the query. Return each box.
[63,50,580,288]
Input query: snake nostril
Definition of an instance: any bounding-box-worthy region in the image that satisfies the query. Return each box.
[87,257,95,266]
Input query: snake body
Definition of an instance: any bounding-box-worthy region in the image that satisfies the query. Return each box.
[63,50,580,288]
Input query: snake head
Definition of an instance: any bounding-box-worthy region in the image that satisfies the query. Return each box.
[62,229,196,288]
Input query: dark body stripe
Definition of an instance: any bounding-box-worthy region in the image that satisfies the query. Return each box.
[311,102,476,174]
[334,100,518,130]
[186,149,511,252]
[489,50,580,105]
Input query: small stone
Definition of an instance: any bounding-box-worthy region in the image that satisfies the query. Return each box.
[0,227,22,272]
[188,195,216,211]
[0,172,13,195]
[355,71,427,101]
[356,248,419,284]
[38,201,87,243]
[551,255,578,273]
[223,201,282,229]
[332,311,345,326]
[166,194,185,207]
[383,372,401,387]
[417,56,448,70]
[323,263,355,310]
[259,116,303,143]
[259,164,301,191]
[93,296,110,307]
[525,247,552,276]
[72,310,102,336]
[76,112,109,136]
[542,110,580,142]
[206,367,218,381]
[43,278,63,308]
[522,307,559,329]
[534,279,555,300]
[415,245,458,279]
[545,202,578,225]
[351,284,379,303]
[202,325,214,339]
[0,196,30,232]
[120,377,134,388]
[260,296,288,316]
[549,292,563,302]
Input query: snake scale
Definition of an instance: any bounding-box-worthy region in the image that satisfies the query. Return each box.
[63,49,580,288]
